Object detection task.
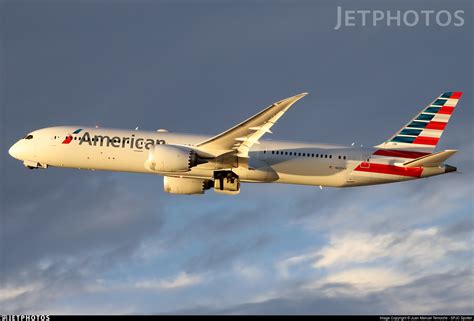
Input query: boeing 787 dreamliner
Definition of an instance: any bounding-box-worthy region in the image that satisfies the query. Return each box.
[9,92,462,195]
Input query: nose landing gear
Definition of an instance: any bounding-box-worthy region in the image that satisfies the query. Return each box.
[23,160,47,169]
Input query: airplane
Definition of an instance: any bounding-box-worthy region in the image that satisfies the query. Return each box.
[8,91,462,195]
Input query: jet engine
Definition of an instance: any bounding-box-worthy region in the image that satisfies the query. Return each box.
[163,176,213,195]
[146,145,206,172]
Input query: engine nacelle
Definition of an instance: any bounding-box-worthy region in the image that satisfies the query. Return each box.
[146,144,203,172]
[163,176,212,195]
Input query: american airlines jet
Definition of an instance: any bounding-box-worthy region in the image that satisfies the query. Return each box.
[8,92,462,195]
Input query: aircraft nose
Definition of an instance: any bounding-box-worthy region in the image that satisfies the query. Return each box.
[8,142,20,159]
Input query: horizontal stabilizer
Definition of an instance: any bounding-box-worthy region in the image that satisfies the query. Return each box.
[402,150,457,168]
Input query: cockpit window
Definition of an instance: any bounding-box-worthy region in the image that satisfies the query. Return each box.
[24,134,33,140]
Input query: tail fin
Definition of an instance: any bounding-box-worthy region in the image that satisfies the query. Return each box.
[376,92,463,152]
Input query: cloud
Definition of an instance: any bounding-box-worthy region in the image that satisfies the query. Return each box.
[183,235,274,273]
[268,208,472,314]
[135,272,204,290]
[0,173,169,314]
[276,252,320,278]
[170,269,473,315]
[276,226,469,285]
[313,227,468,269]
[2,173,164,274]
[290,171,473,237]
[0,285,38,302]
[317,267,412,292]
[313,232,393,268]
[0,255,105,313]
[232,264,263,282]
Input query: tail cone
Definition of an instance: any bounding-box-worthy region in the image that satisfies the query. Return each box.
[445,165,457,173]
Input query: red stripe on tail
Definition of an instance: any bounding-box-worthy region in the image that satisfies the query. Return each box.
[425,121,447,130]
[413,136,439,145]
[450,92,463,99]
[438,106,454,115]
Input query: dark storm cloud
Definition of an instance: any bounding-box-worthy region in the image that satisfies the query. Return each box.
[1,170,169,313]
[2,253,113,314]
[442,219,474,237]
[174,295,389,315]
[183,235,274,273]
[162,199,272,248]
[2,171,166,278]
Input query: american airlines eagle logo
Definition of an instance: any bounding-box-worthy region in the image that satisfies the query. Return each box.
[62,128,83,144]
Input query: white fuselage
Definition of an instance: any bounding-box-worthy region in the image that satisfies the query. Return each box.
[8,126,450,188]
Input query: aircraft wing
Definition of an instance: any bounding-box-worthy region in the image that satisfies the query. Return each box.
[196,93,308,157]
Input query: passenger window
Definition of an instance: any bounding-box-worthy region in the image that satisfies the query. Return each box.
[329,155,332,159]
[272,151,274,154]
[302,153,306,157]
[285,152,288,155]
[312,153,315,157]
[325,155,328,158]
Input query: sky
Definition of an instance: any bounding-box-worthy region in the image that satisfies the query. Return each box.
[1,0,473,315]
